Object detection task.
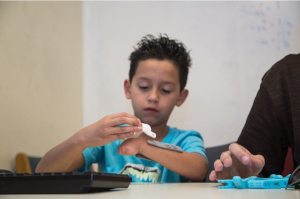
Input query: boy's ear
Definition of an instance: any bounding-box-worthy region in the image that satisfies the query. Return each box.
[124,79,131,99]
[176,89,189,107]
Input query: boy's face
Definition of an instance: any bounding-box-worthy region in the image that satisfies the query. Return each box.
[124,59,188,127]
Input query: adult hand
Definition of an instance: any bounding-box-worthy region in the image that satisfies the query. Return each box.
[209,143,265,181]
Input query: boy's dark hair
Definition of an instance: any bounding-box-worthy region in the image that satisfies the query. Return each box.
[129,34,191,91]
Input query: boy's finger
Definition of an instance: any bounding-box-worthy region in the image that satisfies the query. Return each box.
[110,112,138,120]
[109,117,141,127]
[110,125,142,135]
[229,143,251,165]
[220,151,233,168]
[110,131,135,141]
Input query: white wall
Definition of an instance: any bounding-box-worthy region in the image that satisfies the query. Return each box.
[82,1,300,147]
[0,2,82,170]
[0,1,298,171]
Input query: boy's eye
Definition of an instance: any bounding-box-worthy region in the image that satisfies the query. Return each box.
[162,89,171,94]
[139,86,148,90]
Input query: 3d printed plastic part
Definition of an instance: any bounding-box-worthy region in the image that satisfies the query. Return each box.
[218,174,291,189]
[129,123,156,139]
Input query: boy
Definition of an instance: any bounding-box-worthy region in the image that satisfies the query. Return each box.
[36,34,208,182]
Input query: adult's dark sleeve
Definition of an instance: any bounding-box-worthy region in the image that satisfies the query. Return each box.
[237,69,291,177]
[238,54,300,177]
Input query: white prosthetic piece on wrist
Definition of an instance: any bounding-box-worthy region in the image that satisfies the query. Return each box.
[129,123,156,139]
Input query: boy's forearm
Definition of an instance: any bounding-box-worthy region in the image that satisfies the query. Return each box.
[142,145,207,181]
[120,139,208,181]
[35,132,87,173]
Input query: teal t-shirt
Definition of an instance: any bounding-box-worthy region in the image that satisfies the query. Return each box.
[79,126,207,183]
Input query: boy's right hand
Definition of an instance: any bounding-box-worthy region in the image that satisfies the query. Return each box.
[77,112,142,147]
[209,143,265,181]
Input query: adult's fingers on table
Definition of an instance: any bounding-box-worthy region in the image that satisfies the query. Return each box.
[209,170,217,181]
[229,143,251,165]
[220,151,233,168]
[214,159,224,172]
[252,154,265,168]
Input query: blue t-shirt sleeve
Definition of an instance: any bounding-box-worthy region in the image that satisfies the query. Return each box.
[78,147,102,172]
[179,131,208,162]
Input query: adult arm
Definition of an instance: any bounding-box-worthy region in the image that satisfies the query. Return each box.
[209,78,289,180]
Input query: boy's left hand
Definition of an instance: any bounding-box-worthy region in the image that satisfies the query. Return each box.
[118,138,147,156]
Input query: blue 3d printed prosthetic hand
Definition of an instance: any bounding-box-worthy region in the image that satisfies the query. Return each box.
[218,174,291,189]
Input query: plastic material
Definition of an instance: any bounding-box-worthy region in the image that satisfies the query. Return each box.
[135,140,183,162]
[218,174,291,189]
[0,171,131,194]
[147,140,183,153]
[130,123,156,138]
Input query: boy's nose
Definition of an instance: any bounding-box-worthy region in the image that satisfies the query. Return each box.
[148,90,159,103]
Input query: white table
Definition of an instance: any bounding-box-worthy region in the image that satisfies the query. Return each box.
[0,183,299,199]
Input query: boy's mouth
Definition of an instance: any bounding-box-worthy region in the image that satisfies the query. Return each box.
[144,107,158,114]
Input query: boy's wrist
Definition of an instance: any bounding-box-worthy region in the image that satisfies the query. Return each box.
[138,139,150,155]
[69,130,90,151]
